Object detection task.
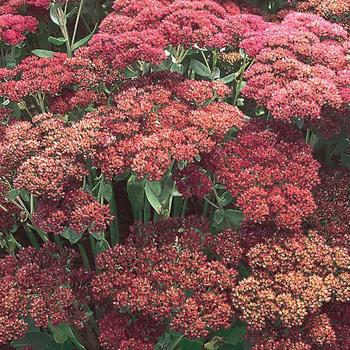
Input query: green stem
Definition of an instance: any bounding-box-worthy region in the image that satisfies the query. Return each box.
[27,225,49,243]
[153,211,159,223]
[71,0,84,46]
[143,197,151,224]
[57,6,73,57]
[180,198,188,218]
[89,236,96,257]
[203,197,209,217]
[172,196,182,217]
[204,196,220,209]
[78,243,91,271]
[8,233,22,249]
[233,53,247,105]
[109,188,119,246]
[201,50,211,70]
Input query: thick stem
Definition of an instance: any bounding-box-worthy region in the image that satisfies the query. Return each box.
[78,243,91,271]
[109,188,119,246]
[180,198,188,218]
[172,196,182,217]
[143,196,151,224]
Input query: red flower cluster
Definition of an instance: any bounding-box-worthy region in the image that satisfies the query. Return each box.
[0,14,37,45]
[98,311,164,350]
[308,168,350,250]
[0,0,49,45]
[0,53,119,115]
[208,120,320,230]
[241,12,349,136]
[32,189,112,236]
[233,231,350,349]
[0,242,87,345]
[0,53,71,102]
[93,217,236,341]
[83,72,244,180]
[82,0,267,68]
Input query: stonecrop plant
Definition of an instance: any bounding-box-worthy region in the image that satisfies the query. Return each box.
[0,0,349,349]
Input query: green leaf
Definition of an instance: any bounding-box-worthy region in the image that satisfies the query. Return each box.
[235,80,246,93]
[124,67,139,78]
[221,326,245,345]
[31,49,55,58]
[224,209,244,227]
[48,36,67,46]
[190,59,211,77]
[219,192,233,207]
[127,175,145,219]
[50,4,62,25]
[294,117,304,129]
[102,182,113,202]
[11,331,58,350]
[60,228,82,244]
[91,232,104,240]
[72,24,97,51]
[214,209,225,225]
[220,72,237,84]
[145,181,163,214]
[341,153,350,168]
[7,189,20,201]
[170,63,184,74]
[333,137,349,156]
[51,324,69,344]
[209,66,220,80]
[179,339,203,350]
[66,7,78,20]
[9,101,22,118]
[236,98,244,107]
[96,238,110,253]
[19,189,31,203]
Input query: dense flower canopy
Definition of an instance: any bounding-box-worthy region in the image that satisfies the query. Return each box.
[0,0,349,349]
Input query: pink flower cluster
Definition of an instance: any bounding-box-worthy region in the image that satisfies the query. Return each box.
[84,72,244,180]
[82,0,267,68]
[0,14,37,45]
[208,120,320,230]
[234,231,350,349]
[308,168,350,250]
[173,164,212,198]
[98,311,164,350]
[0,113,112,236]
[0,52,119,107]
[0,0,68,45]
[0,243,87,345]
[93,217,236,343]
[241,12,349,136]
[0,53,71,102]
[32,189,112,236]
